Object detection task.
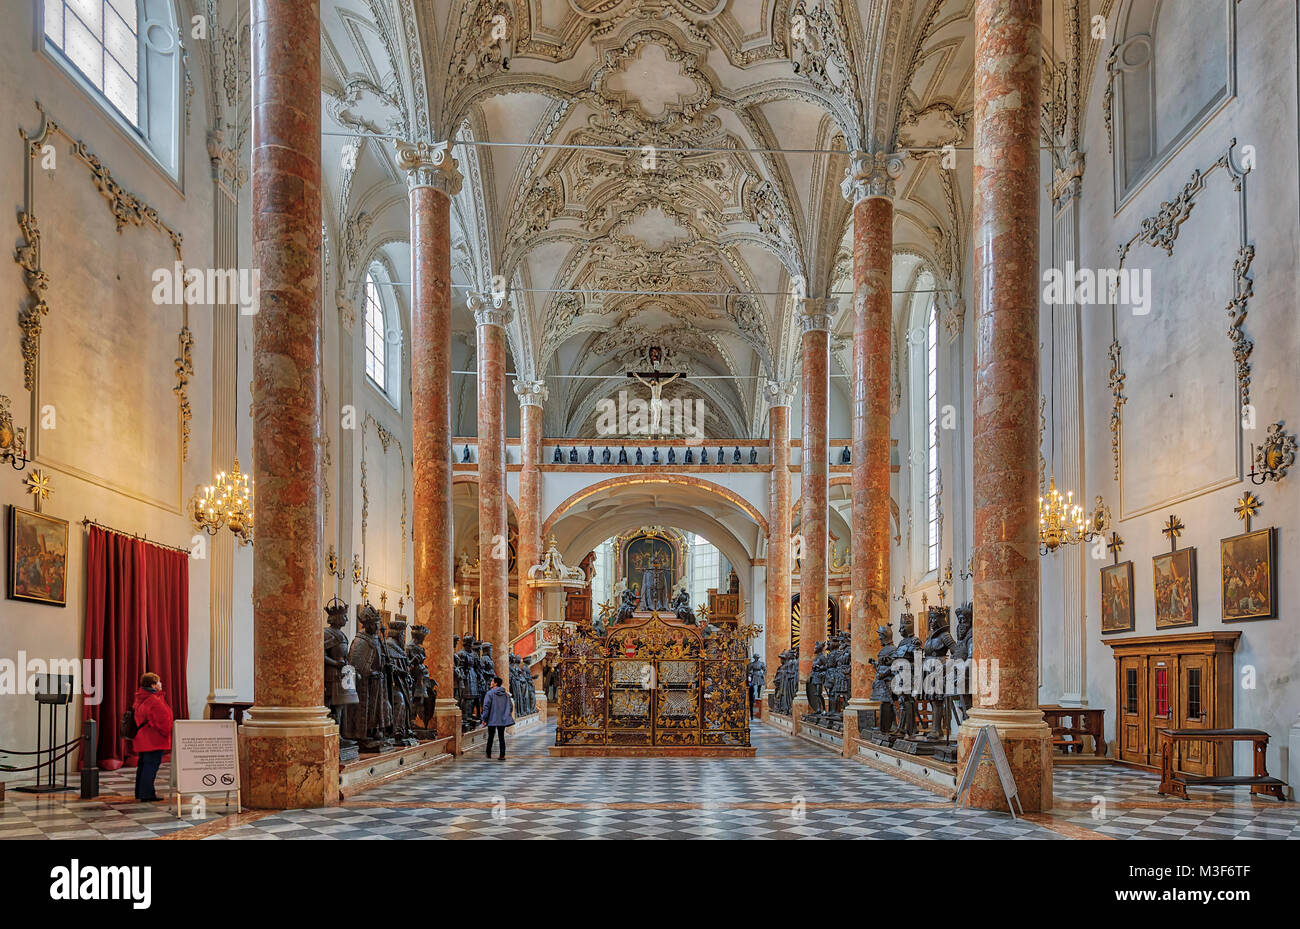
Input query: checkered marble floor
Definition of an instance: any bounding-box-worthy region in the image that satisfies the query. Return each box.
[0,768,230,840]
[2,722,1295,840]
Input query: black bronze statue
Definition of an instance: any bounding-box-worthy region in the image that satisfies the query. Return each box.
[407,623,437,731]
[344,605,392,752]
[891,613,922,739]
[951,603,973,724]
[804,641,827,716]
[867,624,898,737]
[383,619,417,746]
[324,599,359,761]
[745,655,766,717]
[615,586,639,624]
[670,587,696,625]
[922,605,956,742]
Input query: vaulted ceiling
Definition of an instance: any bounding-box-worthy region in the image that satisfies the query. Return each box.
[316,0,1106,437]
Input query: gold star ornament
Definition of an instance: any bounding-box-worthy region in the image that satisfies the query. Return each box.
[24,468,52,500]
[1234,492,1261,530]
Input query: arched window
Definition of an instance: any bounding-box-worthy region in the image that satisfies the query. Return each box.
[363,273,387,392]
[42,0,182,176]
[906,272,942,577]
[689,534,722,607]
[923,299,940,573]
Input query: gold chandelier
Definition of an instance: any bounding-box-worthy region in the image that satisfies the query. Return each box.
[189,457,254,545]
[1039,473,1085,554]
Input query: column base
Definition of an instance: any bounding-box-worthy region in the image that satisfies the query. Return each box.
[841,698,881,757]
[759,687,774,723]
[957,708,1053,812]
[791,695,810,733]
[239,706,339,809]
[433,699,464,755]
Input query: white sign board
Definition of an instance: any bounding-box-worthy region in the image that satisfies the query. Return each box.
[172,719,240,795]
[954,725,1023,818]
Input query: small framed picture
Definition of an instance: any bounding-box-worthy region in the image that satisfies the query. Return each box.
[7,505,69,607]
[1220,527,1277,622]
[1100,561,1135,634]
[1153,547,1197,629]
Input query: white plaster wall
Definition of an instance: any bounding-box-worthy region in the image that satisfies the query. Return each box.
[1073,1,1300,774]
[0,1,217,757]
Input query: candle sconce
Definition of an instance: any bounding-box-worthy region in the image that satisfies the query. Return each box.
[0,395,30,471]
[326,545,349,582]
[1249,422,1296,485]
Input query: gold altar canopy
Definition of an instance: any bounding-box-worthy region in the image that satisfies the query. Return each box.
[553,613,752,754]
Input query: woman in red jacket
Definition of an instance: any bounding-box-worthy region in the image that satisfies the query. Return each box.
[132,672,173,802]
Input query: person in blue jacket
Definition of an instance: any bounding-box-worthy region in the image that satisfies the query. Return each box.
[480,675,514,760]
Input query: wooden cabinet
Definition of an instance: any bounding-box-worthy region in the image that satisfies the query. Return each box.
[1106,632,1239,776]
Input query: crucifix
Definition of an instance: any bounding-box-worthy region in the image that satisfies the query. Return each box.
[628,346,684,437]
[1234,491,1261,532]
[1106,531,1125,565]
[1162,515,1185,553]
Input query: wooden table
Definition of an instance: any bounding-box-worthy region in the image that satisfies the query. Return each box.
[1040,705,1107,757]
[1157,728,1287,801]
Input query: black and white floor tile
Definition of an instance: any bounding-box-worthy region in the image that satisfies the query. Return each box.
[2,721,1296,840]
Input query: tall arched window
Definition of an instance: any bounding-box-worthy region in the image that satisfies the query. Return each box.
[42,0,182,176]
[907,272,942,577]
[923,299,940,573]
[363,273,387,392]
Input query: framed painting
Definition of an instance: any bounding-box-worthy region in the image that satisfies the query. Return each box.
[1220,527,1276,621]
[7,506,69,607]
[1100,561,1135,634]
[1152,547,1197,629]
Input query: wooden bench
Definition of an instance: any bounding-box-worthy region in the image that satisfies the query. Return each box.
[1157,728,1287,801]
[1041,705,1106,757]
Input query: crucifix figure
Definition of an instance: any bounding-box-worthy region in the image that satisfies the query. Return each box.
[628,346,684,437]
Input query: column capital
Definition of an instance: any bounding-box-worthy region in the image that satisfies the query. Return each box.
[797,297,837,333]
[841,150,904,204]
[513,378,548,408]
[1049,149,1086,206]
[469,291,512,328]
[393,138,463,197]
[765,378,797,408]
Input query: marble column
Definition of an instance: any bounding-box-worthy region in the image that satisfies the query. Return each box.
[395,138,463,747]
[474,295,512,689]
[763,380,795,720]
[515,379,546,630]
[794,298,833,726]
[843,153,899,752]
[957,0,1053,812]
[515,378,547,718]
[241,0,337,809]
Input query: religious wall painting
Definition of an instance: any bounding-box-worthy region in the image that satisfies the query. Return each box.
[1220,528,1276,622]
[1153,548,1197,629]
[1100,561,1135,634]
[7,505,68,606]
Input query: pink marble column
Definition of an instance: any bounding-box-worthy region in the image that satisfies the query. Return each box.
[794,298,833,726]
[957,0,1052,812]
[515,380,546,630]
[763,381,795,720]
[515,379,547,719]
[474,295,512,691]
[395,138,463,748]
[843,155,899,752]
[241,0,337,809]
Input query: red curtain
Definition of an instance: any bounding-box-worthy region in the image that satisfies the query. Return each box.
[83,527,189,770]
[143,543,190,728]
